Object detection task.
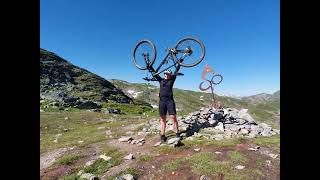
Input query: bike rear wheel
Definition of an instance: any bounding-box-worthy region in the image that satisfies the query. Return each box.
[133,39,156,70]
[173,36,205,67]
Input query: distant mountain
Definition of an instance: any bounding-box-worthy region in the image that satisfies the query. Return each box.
[40,48,132,105]
[242,90,280,104]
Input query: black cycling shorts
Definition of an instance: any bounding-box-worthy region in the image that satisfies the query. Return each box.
[159,99,176,116]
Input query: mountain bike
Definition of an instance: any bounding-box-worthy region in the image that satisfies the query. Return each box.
[133,36,205,81]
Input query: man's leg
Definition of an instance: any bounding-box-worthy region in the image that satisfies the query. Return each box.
[160,115,167,135]
[169,115,179,134]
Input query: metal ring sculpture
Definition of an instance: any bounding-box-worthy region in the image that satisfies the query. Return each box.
[199,65,223,108]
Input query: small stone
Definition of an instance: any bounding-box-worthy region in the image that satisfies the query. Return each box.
[215,151,222,154]
[64,117,69,120]
[239,128,249,135]
[77,170,84,176]
[266,160,272,167]
[269,153,278,159]
[97,126,105,130]
[78,140,84,143]
[115,177,125,180]
[194,148,201,152]
[53,139,58,143]
[200,175,211,180]
[122,174,134,180]
[118,136,132,142]
[136,138,145,142]
[154,142,162,147]
[152,165,155,169]
[172,171,175,175]
[124,154,134,160]
[105,130,112,135]
[63,128,69,132]
[80,173,97,179]
[85,159,96,167]
[235,165,245,170]
[214,122,224,132]
[212,134,224,141]
[130,140,136,144]
[168,137,181,145]
[99,155,112,161]
[126,131,134,135]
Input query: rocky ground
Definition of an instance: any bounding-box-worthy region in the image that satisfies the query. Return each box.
[40,106,280,180]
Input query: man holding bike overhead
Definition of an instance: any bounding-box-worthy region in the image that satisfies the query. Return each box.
[148,64,182,143]
[133,36,206,143]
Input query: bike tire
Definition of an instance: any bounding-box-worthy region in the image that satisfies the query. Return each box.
[133,39,157,70]
[173,36,205,67]
[211,74,223,85]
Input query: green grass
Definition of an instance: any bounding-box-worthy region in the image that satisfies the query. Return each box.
[251,135,280,152]
[227,151,248,164]
[105,167,140,180]
[159,149,266,180]
[40,111,148,154]
[161,158,185,171]
[183,136,244,148]
[137,154,154,162]
[83,144,123,175]
[56,153,82,165]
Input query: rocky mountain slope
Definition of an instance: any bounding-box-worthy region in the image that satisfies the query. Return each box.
[242,90,280,104]
[40,48,132,108]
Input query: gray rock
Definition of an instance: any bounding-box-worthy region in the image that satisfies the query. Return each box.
[124,154,134,160]
[235,165,245,170]
[238,109,255,123]
[213,112,224,120]
[239,128,249,135]
[224,124,241,132]
[115,177,125,180]
[126,131,134,135]
[212,134,224,141]
[214,122,224,132]
[85,159,97,167]
[200,175,210,180]
[118,136,132,142]
[80,173,97,179]
[167,137,181,145]
[99,155,112,161]
[122,174,134,180]
[261,130,272,137]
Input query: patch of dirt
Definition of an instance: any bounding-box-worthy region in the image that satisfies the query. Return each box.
[40,147,75,171]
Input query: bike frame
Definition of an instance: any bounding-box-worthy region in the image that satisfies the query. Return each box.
[145,49,189,77]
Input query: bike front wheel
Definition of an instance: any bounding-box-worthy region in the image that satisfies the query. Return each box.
[173,36,205,67]
[133,39,157,70]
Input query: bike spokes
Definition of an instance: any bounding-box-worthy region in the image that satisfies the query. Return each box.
[174,38,205,67]
[133,40,156,70]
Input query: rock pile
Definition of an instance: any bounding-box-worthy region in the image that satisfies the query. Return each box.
[147,107,279,140]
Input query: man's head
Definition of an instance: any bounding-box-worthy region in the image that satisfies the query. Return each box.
[164,69,172,79]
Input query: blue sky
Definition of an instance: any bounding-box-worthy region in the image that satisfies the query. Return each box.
[40,0,279,97]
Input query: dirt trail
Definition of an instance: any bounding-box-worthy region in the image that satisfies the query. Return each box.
[40,147,75,171]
